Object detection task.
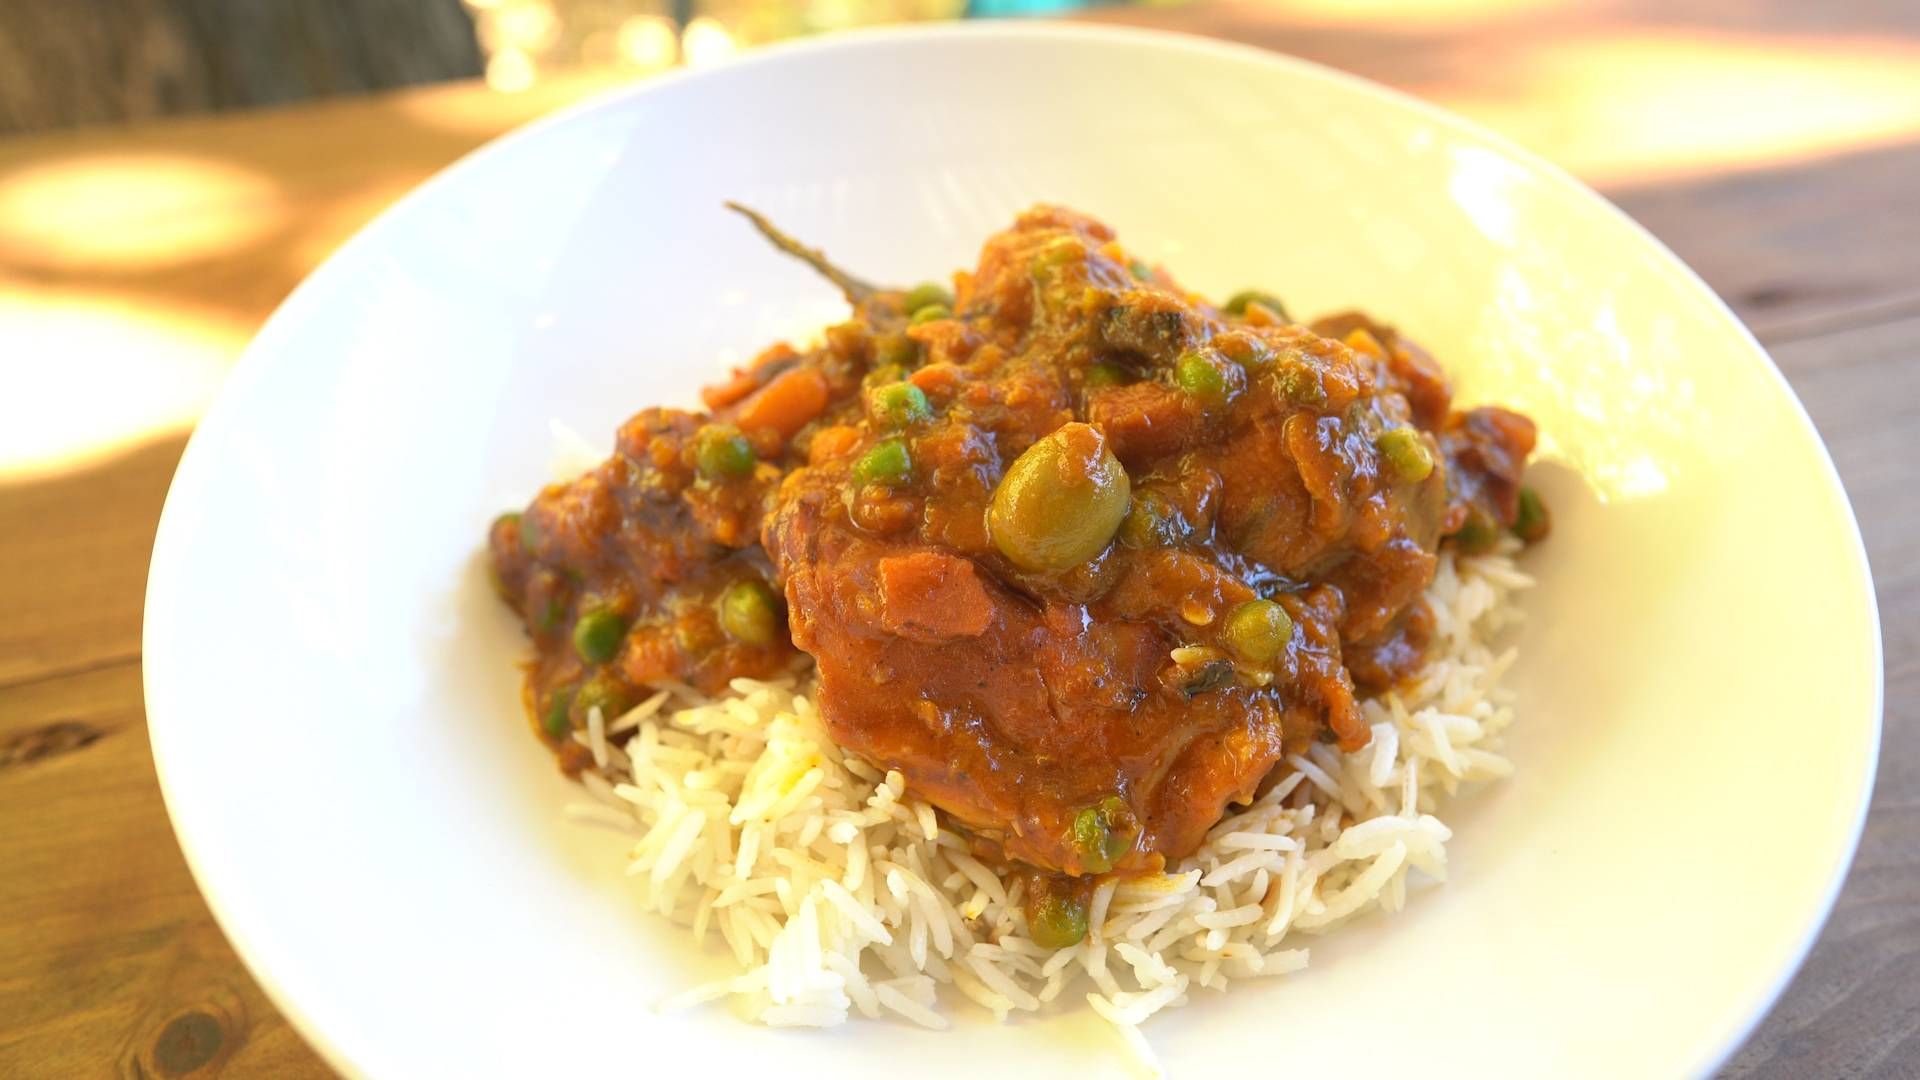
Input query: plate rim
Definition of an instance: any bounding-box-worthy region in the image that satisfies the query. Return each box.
[142,20,1885,1078]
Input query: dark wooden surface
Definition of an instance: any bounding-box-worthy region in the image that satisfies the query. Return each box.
[1,3,1914,1075]
[0,0,481,134]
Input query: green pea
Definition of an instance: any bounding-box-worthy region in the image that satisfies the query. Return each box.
[1129,260,1153,281]
[537,595,566,633]
[575,673,631,724]
[1069,795,1137,874]
[1118,490,1182,549]
[1376,427,1435,484]
[1027,888,1090,950]
[1452,507,1500,555]
[869,382,932,429]
[908,304,952,326]
[694,424,756,480]
[863,364,906,392]
[852,439,913,487]
[874,331,919,370]
[1223,290,1290,320]
[541,686,575,739]
[902,282,953,315]
[718,578,784,646]
[988,423,1131,573]
[1222,599,1293,665]
[1175,350,1229,402]
[1084,361,1130,389]
[1512,486,1551,542]
[1276,365,1327,408]
[572,606,627,664]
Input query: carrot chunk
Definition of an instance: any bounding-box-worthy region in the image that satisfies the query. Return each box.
[700,368,760,411]
[877,550,994,641]
[736,366,829,439]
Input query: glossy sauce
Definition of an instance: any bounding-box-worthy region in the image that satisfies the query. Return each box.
[489,205,1541,897]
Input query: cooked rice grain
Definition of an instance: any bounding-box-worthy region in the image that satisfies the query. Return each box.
[571,542,1531,1063]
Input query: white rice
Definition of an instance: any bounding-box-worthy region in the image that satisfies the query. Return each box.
[566,540,1531,1066]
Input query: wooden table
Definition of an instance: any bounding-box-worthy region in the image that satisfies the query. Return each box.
[3,3,1915,1075]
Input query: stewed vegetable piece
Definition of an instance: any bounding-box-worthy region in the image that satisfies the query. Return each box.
[572,606,627,664]
[988,423,1131,572]
[694,424,756,480]
[1223,289,1289,320]
[869,382,932,429]
[1512,486,1551,542]
[718,578,784,645]
[1376,427,1435,484]
[1024,876,1092,949]
[853,439,913,486]
[1222,599,1293,665]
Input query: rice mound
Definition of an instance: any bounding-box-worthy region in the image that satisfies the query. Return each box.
[564,541,1532,1067]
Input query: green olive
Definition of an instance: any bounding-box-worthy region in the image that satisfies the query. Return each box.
[902,282,953,315]
[1512,486,1551,543]
[541,686,575,739]
[694,424,756,480]
[572,606,627,664]
[1222,599,1293,664]
[718,578,784,646]
[851,439,913,487]
[1223,289,1290,320]
[1069,795,1138,874]
[1175,350,1230,402]
[869,382,932,429]
[908,304,951,326]
[1027,887,1090,950]
[1376,427,1435,484]
[988,423,1131,573]
[575,672,631,724]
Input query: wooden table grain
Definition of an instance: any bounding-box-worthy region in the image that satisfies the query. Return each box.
[3,4,1915,1075]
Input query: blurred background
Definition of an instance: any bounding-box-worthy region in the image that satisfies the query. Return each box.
[0,0,1111,134]
[5,0,1919,482]
[2,2,1917,1076]
[5,0,1920,144]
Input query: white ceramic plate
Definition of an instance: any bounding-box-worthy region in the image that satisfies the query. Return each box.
[145,24,1881,1078]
